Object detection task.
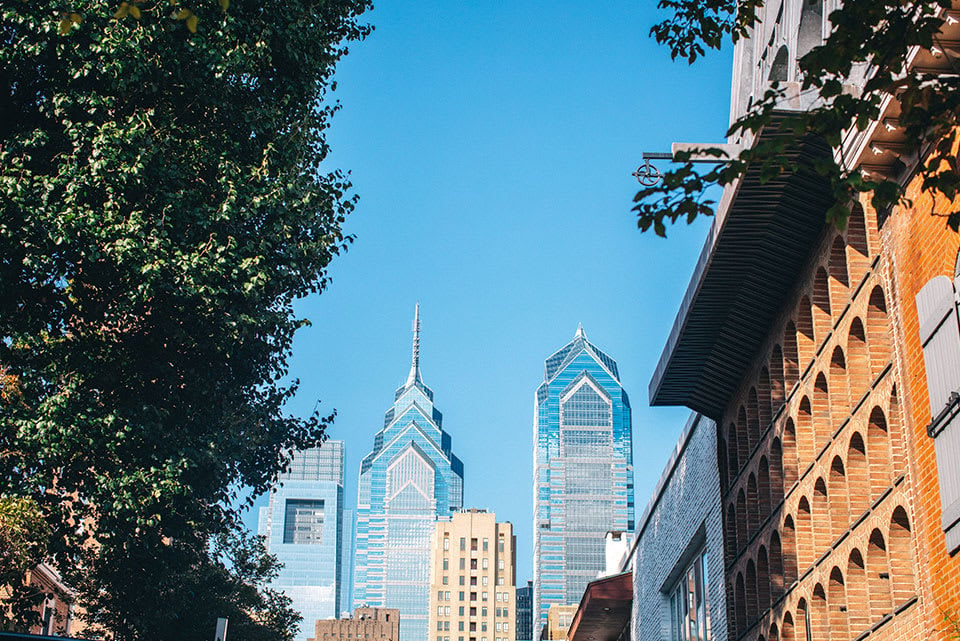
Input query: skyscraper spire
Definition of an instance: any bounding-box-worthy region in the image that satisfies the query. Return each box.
[575,322,585,339]
[406,302,422,387]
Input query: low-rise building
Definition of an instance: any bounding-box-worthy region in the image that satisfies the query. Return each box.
[309,606,400,641]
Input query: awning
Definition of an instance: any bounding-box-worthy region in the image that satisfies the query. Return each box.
[567,571,633,641]
[648,117,834,418]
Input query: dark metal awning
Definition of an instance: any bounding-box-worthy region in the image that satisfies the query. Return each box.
[567,571,633,641]
[648,117,834,419]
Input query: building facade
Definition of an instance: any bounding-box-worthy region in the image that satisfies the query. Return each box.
[533,326,634,635]
[260,441,345,641]
[515,581,533,641]
[427,509,517,641]
[629,414,726,641]
[647,2,960,639]
[354,305,465,641]
[309,606,400,641]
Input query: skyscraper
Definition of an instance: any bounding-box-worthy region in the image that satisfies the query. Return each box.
[354,304,465,641]
[515,580,533,641]
[259,441,346,641]
[532,326,634,635]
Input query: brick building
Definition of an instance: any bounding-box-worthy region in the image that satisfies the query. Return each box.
[309,606,400,641]
[646,3,960,641]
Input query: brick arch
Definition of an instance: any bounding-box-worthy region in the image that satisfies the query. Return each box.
[813,477,830,551]
[719,435,730,495]
[781,611,795,641]
[797,396,815,464]
[889,506,915,606]
[769,621,780,641]
[847,431,870,516]
[867,286,891,374]
[769,440,784,507]
[781,420,798,490]
[810,583,829,641]
[758,368,772,427]
[828,235,850,312]
[796,598,811,641]
[797,497,813,571]
[759,455,773,517]
[888,385,905,473]
[748,472,761,538]
[747,558,759,625]
[867,528,892,621]
[738,405,751,467]
[828,566,849,639]
[737,488,748,555]
[736,571,748,636]
[813,268,832,342]
[758,544,771,614]
[847,317,869,399]
[847,201,870,261]
[830,345,849,415]
[828,455,849,540]
[748,388,762,451]
[813,373,831,449]
[770,345,786,410]
[783,322,800,388]
[868,406,891,498]
[846,548,869,634]
[728,422,741,485]
[727,502,739,562]
[797,298,815,367]
[782,515,798,586]
[770,531,785,599]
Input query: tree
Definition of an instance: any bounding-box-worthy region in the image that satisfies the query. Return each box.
[635,0,960,236]
[0,0,370,637]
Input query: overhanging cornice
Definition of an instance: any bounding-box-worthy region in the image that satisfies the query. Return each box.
[648,116,834,419]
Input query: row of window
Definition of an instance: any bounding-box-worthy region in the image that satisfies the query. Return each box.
[441,575,506,586]
[442,537,507,553]
[435,606,511,619]
[434,620,511,632]
[441,557,505,571]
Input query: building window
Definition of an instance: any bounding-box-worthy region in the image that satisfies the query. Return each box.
[669,548,710,641]
[461,537,466,551]
[482,558,488,570]
[460,558,466,570]
[483,538,489,551]
[443,576,449,585]
[282,498,324,544]
[916,273,960,554]
[444,537,450,550]
[471,538,478,551]
[443,558,449,570]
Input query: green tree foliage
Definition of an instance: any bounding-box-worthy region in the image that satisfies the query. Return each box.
[0,0,370,637]
[636,0,960,235]
[0,497,52,628]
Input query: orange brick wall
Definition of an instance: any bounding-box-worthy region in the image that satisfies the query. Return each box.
[881,170,960,639]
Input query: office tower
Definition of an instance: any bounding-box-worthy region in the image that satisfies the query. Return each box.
[428,510,517,641]
[354,304,465,641]
[339,508,356,617]
[309,607,400,641]
[515,581,532,641]
[532,326,634,635]
[259,441,346,641]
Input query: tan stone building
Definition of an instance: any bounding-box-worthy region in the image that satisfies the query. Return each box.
[309,607,400,641]
[428,509,516,641]
[544,604,578,641]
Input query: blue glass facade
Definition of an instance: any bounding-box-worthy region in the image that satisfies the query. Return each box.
[532,326,634,635]
[354,305,464,641]
[259,441,345,641]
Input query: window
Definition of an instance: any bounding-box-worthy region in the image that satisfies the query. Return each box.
[438,623,444,631]
[459,607,465,617]
[445,622,451,630]
[460,576,465,585]
[482,576,488,586]
[497,559,503,570]
[459,622,465,632]
[282,499,324,544]
[669,549,710,641]
[471,577,477,586]
[461,537,466,551]
[470,607,477,616]
[483,538,489,551]
[443,576,449,585]
[497,577,504,586]
[471,592,477,601]
[460,558,466,570]
[482,558,488,570]
[459,591,465,601]
[443,558,449,570]
[498,538,504,553]
[481,607,487,617]
[482,591,488,601]
[471,559,478,570]
[446,592,451,601]
[481,622,487,632]
[471,538,478,551]
[444,537,450,551]
[438,606,444,616]
[917,273,960,554]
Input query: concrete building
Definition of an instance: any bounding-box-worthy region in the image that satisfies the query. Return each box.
[544,604,577,641]
[354,304,465,641]
[533,326,634,635]
[309,606,400,641]
[427,509,516,641]
[260,441,345,641]
[515,581,533,641]
[646,1,960,639]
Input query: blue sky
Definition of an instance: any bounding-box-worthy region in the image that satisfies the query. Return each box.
[245,0,733,587]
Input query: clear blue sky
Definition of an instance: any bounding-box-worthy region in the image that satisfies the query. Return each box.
[244,0,733,587]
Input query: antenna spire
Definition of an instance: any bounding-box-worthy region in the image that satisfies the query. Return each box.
[406,302,422,387]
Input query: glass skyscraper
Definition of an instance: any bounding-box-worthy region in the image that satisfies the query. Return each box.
[532,326,634,635]
[353,304,464,641]
[259,440,345,641]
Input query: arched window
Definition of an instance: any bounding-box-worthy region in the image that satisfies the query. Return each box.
[736,572,748,636]
[748,389,762,451]
[813,373,831,448]
[737,489,749,554]
[797,497,813,571]
[813,268,832,342]
[759,455,773,518]
[781,611,795,641]
[810,583,830,641]
[782,419,799,490]
[813,478,830,551]
[847,317,869,399]
[828,236,850,312]
[797,396,815,465]
[728,422,741,484]
[830,345,849,416]
[727,502,739,561]
[797,300,815,367]
[847,202,870,259]
[796,599,810,641]
[769,45,790,83]
[738,405,751,467]
[867,528,892,621]
[782,515,798,586]
[847,549,869,634]
[797,0,823,60]
[758,545,771,613]
[770,345,786,410]
[889,506,915,606]
[747,559,759,624]
[770,531,785,598]
[829,456,849,540]
[783,322,800,387]
[770,439,785,507]
[828,567,849,639]
[748,473,761,537]
[867,286,891,374]
[868,406,891,499]
[759,369,773,427]
[847,432,870,516]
